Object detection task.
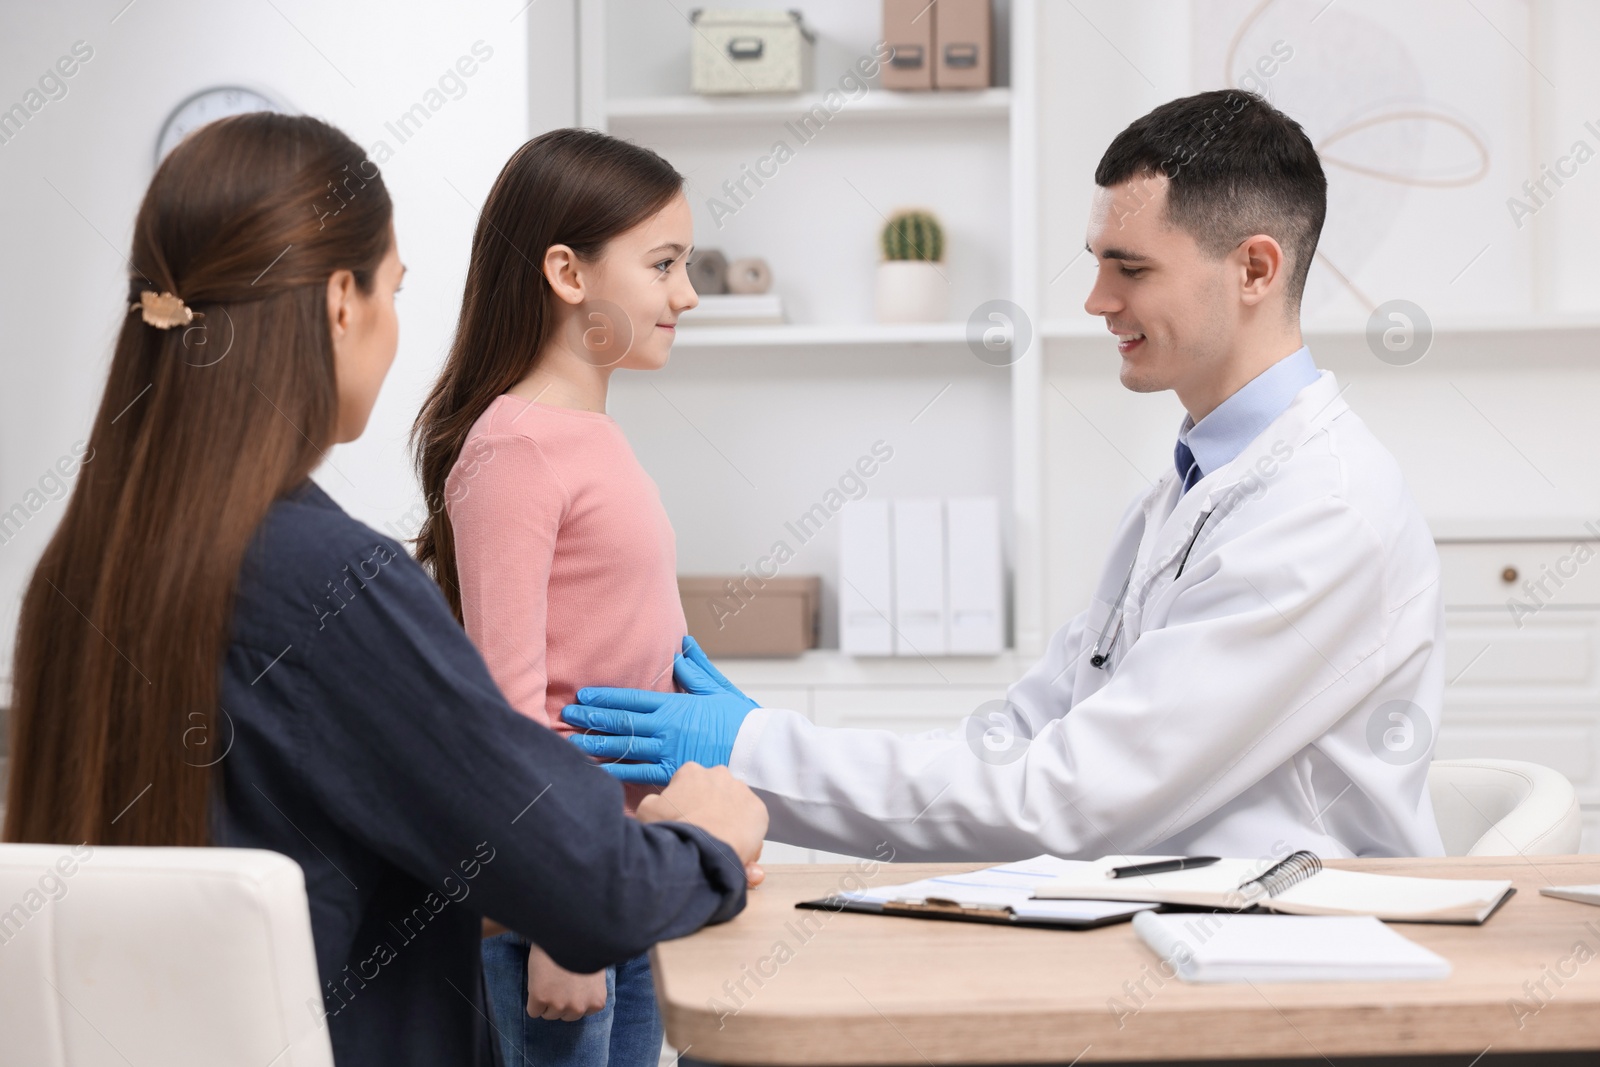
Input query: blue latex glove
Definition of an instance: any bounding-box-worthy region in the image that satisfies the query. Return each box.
[561,635,758,786]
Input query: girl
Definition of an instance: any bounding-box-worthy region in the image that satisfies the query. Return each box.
[412,129,716,1065]
[3,113,765,1067]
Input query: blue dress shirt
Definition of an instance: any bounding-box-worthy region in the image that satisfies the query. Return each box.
[1176,346,1319,493]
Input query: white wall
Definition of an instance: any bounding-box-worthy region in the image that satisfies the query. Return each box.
[0,0,574,683]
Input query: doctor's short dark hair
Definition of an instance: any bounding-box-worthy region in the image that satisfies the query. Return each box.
[1095,89,1327,308]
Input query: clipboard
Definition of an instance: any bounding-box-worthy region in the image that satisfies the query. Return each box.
[795,894,1157,931]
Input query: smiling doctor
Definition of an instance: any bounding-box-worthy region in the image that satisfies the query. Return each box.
[563,89,1448,862]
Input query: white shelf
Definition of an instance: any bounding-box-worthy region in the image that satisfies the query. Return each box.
[1045,312,1600,342]
[718,648,1027,688]
[607,88,1011,127]
[671,321,972,349]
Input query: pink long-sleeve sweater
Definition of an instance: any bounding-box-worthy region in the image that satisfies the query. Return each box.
[445,394,685,812]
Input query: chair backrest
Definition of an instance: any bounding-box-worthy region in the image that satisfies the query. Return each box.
[0,844,334,1066]
[1427,759,1584,857]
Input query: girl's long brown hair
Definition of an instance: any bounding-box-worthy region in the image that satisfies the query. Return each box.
[5,113,392,847]
[411,128,682,618]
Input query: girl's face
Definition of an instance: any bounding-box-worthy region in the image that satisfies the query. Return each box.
[567,193,698,372]
[328,227,405,443]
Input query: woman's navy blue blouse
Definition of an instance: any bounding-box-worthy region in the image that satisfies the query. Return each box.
[214,479,746,1066]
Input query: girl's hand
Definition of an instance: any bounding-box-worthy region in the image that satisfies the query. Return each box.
[526,941,608,1021]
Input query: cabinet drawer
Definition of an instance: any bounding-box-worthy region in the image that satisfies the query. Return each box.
[1438,540,1600,608]
[1444,614,1600,691]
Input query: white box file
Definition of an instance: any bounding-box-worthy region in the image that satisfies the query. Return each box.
[892,498,947,656]
[946,496,1004,654]
[839,500,894,655]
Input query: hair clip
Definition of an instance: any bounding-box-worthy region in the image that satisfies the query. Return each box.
[130,290,203,330]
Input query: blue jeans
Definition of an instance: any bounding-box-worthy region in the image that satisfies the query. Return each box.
[482,931,663,1067]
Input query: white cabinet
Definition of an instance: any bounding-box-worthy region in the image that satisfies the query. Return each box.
[1437,540,1600,851]
[580,0,1049,660]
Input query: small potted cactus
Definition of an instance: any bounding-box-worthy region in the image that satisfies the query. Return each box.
[875,208,948,323]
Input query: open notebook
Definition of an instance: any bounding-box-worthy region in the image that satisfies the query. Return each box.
[1034,852,1515,924]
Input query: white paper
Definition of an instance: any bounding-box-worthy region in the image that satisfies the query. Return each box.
[840,855,1156,923]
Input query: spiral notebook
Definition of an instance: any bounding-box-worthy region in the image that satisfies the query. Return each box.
[1033,852,1515,924]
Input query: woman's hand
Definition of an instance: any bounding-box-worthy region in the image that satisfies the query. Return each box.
[526,941,608,1022]
[637,763,768,875]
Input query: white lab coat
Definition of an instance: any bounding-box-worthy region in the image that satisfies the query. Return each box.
[730,371,1447,861]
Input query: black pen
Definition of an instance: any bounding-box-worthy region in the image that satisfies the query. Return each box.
[1106,856,1221,879]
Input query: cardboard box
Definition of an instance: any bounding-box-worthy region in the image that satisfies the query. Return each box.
[679,575,820,657]
[934,0,992,89]
[882,0,934,90]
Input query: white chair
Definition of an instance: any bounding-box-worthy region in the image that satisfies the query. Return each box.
[0,844,333,1066]
[1427,758,1584,856]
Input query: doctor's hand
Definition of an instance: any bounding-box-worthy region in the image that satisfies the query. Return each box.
[561,636,758,786]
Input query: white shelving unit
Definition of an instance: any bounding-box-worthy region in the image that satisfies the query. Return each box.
[578,0,1047,677]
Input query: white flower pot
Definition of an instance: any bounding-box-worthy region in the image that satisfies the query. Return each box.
[874,261,948,324]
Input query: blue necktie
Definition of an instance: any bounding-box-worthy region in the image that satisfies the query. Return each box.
[1174,438,1202,494]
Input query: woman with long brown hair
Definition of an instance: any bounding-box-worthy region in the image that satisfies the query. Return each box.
[4,112,765,1067]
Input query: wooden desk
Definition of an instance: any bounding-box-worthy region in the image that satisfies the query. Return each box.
[651,856,1600,1066]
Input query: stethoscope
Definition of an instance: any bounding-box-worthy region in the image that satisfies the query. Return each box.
[1089,509,1215,669]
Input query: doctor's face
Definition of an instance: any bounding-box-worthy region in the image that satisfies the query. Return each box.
[1083,174,1236,400]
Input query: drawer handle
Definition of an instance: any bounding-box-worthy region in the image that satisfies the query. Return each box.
[1501,566,1518,584]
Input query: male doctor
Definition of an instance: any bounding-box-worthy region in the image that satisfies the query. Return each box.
[564,90,1447,861]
